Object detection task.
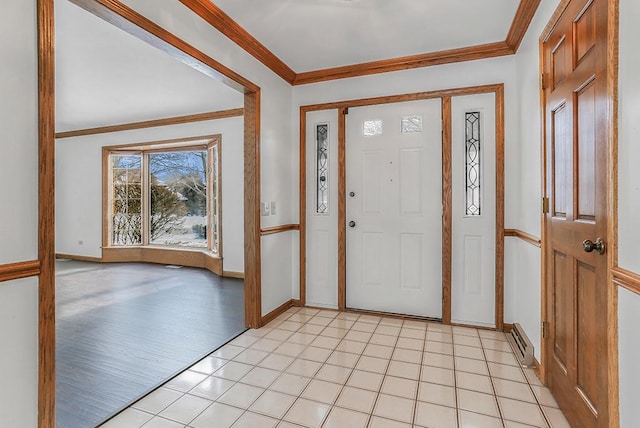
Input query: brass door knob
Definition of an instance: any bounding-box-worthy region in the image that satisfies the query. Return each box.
[583,238,606,255]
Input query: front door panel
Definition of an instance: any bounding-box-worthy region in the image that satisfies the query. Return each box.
[346,99,442,318]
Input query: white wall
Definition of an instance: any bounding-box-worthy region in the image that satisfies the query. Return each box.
[505,0,562,360]
[617,0,640,426]
[116,0,297,315]
[55,116,246,273]
[0,1,39,425]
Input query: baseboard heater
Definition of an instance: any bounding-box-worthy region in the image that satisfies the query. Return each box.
[507,323,534,366]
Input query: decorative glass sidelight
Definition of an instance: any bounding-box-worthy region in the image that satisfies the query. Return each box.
[465,112,481,216]
[316,123,329,214]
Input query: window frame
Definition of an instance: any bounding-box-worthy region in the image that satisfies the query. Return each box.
[104,135,222,256]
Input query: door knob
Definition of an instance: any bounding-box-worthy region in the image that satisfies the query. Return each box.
[349,191,356,197]
[349,221,356,228]
[583,238,606,255]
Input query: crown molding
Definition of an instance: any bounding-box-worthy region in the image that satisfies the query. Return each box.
[181,0,541,85]
[179,0,297,84]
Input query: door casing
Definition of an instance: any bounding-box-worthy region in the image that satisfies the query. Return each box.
[300,84,506,328]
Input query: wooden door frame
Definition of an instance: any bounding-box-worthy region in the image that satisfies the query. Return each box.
[299,84,505,328]
[539,0,619,425]
[38,0,264,425]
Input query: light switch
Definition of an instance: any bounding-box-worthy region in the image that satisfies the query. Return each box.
[270,201,276,215]
[261,202,270,216]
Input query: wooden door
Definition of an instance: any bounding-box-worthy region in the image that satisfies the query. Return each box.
[345,99,443,318]
[543,0,611,426]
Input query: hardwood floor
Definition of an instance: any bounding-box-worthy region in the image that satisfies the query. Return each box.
[55,260,245,428]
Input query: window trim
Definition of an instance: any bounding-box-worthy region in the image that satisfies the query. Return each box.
[102,135,223,270]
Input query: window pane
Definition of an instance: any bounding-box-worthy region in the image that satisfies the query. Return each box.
[149,151,208,248]
[465,112,481,216]
[363,119,383,136]
[316,123,329,214]
[401,115,423,133]
[111,154,142,245]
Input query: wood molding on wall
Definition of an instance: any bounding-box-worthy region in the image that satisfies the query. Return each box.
[294,42,514,86]
[179,1,543,86]
[613,267,640,295]
[441,96,453,325]
[261,299,296,325]
[299,84,505,328]
[38,0,56,425]
[179,0,296,84]
[0,260,41,283]
[260,224,300,236]
[55,253,103,263]
[504,229,542,247]
[506,0,543,51]
[223,270,245,279]
[55,108,244,139]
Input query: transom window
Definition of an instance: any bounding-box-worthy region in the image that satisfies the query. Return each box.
[107,138,221,254]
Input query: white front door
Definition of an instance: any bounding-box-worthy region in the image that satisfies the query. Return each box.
[345,99,443,318]
[451,93,496,326]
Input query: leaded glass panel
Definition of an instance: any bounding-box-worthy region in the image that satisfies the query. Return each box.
[465,112,481,216]
[316,123,329,214]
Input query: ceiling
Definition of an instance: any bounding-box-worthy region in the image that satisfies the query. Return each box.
[209,0,521,72]
[55,0,243,132]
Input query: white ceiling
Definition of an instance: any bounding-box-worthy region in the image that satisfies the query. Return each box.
[210,0,521,72]
[55,0,243,132]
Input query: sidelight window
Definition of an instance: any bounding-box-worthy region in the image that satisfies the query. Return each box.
[316,123,329,214]
[465,112,482,216]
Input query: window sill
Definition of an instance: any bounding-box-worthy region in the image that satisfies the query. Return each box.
[102,246,223,276]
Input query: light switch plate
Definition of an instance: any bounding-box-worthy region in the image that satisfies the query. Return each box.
[261,202,270,216]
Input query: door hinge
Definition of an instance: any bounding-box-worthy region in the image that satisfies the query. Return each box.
[541,321,548,338]
[342,107,349,115]
[542,197,549,214]
[540,73,547,90]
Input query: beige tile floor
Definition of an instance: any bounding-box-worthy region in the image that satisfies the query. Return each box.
[100,307,572,428]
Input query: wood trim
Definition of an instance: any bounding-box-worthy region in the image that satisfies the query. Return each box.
[260,224,300,236]
[294,42,513,86]
[506,0,543,51]
[0,260,41,283]
[504,229,542,247]
[540,0,573,42]
[300,84,505,328]
[69,0,264,325]
[179,0,296,85]
[177,2,542,85]
[441,96,452,325]
[55,108,243,139]
[69,0,259,93]
[244,91,262,328]
[102,247,223,275]
[300,84,506,113]
[495,85,505,332]
[337,108,347,311]
[223,270,245,279]
[299,109,307,306]
[261,299,296,325]
[38,0,56,425]
[503,322,514,333]
[606,1,620,425]
[55,253,102,263]
[612,267,640,295]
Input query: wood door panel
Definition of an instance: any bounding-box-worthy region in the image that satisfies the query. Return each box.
[577,80,597,221]
[543,0,610,426]
[576,261,598,415]
[553,250,571,372]
[574,0,596,65]
[552,103,570,218]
